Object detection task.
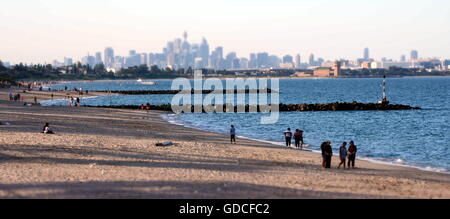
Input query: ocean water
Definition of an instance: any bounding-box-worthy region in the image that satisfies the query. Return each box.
[43,77,450,173]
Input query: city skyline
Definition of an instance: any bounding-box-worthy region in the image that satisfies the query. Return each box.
[1,0,449,64]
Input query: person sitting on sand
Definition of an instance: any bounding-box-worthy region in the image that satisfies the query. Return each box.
[347,141,358,169]
[230,125,236,144]
[42,123,54,134]
[338,142,348,169]
[283,128,292,147]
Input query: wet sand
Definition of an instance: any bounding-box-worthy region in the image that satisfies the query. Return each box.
[0,88,449,198]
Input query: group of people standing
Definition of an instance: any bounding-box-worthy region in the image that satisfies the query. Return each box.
[9,93,22,101]
[321,141,358,169]
[230,125,359,169]
[283,128,304,148]
[139,103,151,112]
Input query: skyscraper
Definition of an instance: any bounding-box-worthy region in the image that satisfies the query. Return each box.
[95,52,102,64]
[104,47,114,67]
[410,50,418,60]
[309,54,315,66]
[199,37,210,68]
[282,55,293,63]
[400,55,406,62]
[364,48,370,60]
[295,54,301,68]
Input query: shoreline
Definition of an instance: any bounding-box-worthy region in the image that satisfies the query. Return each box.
[161,113,449,174]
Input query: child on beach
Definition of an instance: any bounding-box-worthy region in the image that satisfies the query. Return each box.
[230,125,236,144]
[42,123,54,134]
[283,128,292,147]
[338,142,348,169]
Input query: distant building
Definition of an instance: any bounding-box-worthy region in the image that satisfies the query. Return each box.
[333,61,341,76]
[295,54,301,68]
[95,52,102,64]
[309,54,315,66]
[64,57,73,66]
[400,55,406,62]
[410,50,419,60]
[104,47,115,67]
[282,55,293,64]
[313,67,332,77]
[364,48,370,60]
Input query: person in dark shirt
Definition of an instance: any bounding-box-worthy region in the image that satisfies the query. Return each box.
[320,142,327,168]
[347,141,358,168]
[324,141,333,168]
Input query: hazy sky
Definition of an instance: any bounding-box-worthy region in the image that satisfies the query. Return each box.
[1,0,449,64]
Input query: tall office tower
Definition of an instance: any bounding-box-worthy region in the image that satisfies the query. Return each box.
[199,37,210,68]
[364,48,370,60]
[410,50,418,60]
[309,54,315,66]
[240,58,249,69]
[225,52,237,69]
[104,47,115,67]
[64,57,73,66]
[268,55,281,68]
[140,53,148,66]
[232,58,241,69]
[400,55,406,62]
[295,54,301,68]
[95,52,102,64]
[249,53,257,68]
[210,47,224,70]
[282,55,293,63]
[129,50,137,56]
[256,52,269,68]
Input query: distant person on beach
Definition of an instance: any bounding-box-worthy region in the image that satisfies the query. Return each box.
[69,97,73,107]
[140,104,145,110]
[76,97,80,106]
[283,128,292,147]
[348,141,358,169]
[230,125,236,144]
[34,96,37,104]
[324,141,333,168]
[9,93,13,101]
[294,129,304,148]
[338,142,348,169]
[42,123,54,134]
[320,142,327,168]
[146,103,151,113]
[51,94,54,100]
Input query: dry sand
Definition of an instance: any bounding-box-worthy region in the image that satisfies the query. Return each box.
[0,88,449,199]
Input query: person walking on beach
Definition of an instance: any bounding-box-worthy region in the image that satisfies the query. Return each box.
[283,128,292,147]
[348,141,358,169]
[76,97,80,107]
[9,93,13,101]
[230,125,236,144]
[338,142,348,169]
[294,129,302,148]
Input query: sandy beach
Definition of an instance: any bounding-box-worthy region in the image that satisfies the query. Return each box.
[0,88,449,199]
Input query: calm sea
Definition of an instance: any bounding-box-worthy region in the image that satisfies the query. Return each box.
[43,77,450,173]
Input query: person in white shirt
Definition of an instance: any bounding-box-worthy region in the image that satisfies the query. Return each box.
[283,128,292,147]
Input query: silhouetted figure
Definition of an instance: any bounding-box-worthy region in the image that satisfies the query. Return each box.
[348,141,358,168]
[230,125,236,144]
